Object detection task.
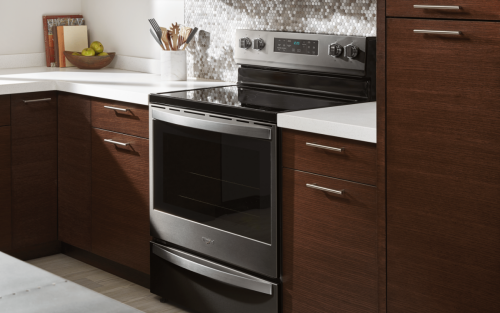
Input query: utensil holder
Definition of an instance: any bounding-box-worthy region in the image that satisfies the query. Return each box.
[161,50,187,81]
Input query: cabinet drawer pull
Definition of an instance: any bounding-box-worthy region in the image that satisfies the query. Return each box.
[306,183,344,196]
[22,98,52,104]
[104,139,129,146]
[413,5,461,10]
[414,30,461,35]
[306,142,344,153]
[104,105,129,112]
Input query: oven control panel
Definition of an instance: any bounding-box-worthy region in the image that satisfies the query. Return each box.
[235,30,373,75]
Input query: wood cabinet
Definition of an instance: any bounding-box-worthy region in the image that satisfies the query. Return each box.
[282,129,377,185]
[91,128,150,274]
[0,126,11,251]
[11,91,58,249]
[282,130,378,313]
[386,18,500,312]
[0,95,10,126]
[92,98,149,138]
[387,0,500,20]
[58,92,92,251]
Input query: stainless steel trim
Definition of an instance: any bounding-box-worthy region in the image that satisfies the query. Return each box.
[306,142,344,153]
[104,106,129,112]
[414,30,462,35]
[413,5,461,10]
[104,139,129,146]
[23,98,52,104]
[152,244,274,295]
[152,107,272,140]
[306,183,344,196]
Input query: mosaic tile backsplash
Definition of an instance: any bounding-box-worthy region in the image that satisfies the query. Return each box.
[185,0,377,82]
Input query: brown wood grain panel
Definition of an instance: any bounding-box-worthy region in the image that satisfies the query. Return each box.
[0,126,12,251]
[387,19,500,313]
[282,129,377,185]
[387,0,500,20]
[283,168,378,313]
[11,91,58,249]
[376,0,387,312]
[91,128,150,274]
[58,92,92,251]
[91,98,149,138]
[0,95,10,126]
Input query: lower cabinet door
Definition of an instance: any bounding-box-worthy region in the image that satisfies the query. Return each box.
[91,128,150,274]
[0,126,11,251]
[11,92,58,249]
[282,168,377,313]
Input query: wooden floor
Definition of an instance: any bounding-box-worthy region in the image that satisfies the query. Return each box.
[28,254,189,313]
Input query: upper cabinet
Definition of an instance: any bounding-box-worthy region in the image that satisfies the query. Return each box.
[387,0,500,20]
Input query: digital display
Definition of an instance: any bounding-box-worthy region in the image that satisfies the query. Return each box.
[274,38,319,55]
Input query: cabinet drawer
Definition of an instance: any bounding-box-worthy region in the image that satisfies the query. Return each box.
[91,128,150,274]
[387,0,500,20]
[282,168,377,313]
[0,95,9,126]
[282,129,376,185]
[92,98,149,138]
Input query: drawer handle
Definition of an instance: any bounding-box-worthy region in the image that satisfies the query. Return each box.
[23,98,52,104]
[306,183,344,196]
[414,30,462,35]
[306,142,344,153]
[104,105,129,112]
[413,5,461,10]
[104,139,129,146]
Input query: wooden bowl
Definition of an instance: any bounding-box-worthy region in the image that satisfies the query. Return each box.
[63,51,116,70]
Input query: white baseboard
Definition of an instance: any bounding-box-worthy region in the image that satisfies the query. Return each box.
[0,53,160,74]
[0,53,46,69]
[109,55,160,74]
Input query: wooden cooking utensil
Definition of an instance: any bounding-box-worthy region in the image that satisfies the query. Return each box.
[160,27,170,51]
[166,31,174,51]
[169,23,181,50]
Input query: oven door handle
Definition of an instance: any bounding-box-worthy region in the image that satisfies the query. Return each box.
[152,107,272,140]
[152,244,274,295]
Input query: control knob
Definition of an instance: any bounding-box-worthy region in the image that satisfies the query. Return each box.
[239,37,252,50]
[253,38,266,50]
[344,44,360,59]
[328,43,343,58]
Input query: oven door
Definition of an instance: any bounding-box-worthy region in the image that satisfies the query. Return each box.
[150,106,278,278]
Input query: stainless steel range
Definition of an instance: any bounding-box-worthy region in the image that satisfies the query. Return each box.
[149,30,376,313]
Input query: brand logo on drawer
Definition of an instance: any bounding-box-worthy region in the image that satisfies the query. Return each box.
[202,237,215,245]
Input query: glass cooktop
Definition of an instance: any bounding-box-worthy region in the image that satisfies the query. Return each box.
[151,85,357,123]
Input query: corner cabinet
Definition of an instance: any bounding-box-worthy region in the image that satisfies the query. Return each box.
[386,19,500,312]
[282,129,378,313]
[58,92,92,251]
[11,92,58,249]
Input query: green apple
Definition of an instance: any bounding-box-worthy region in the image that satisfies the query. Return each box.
[72,52,81,56]
[97,52,109,56]
[90,41,104,54]
[81,48,95,56]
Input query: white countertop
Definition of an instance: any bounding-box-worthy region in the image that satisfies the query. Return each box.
[0,67,376,143]
[0,67,234,105]
[277,102,377,143]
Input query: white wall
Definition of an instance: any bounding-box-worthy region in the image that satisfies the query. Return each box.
[0,0,82,55]
[82,0,184,60]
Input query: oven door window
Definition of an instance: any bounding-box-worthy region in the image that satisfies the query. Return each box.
[153,120,272,244]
